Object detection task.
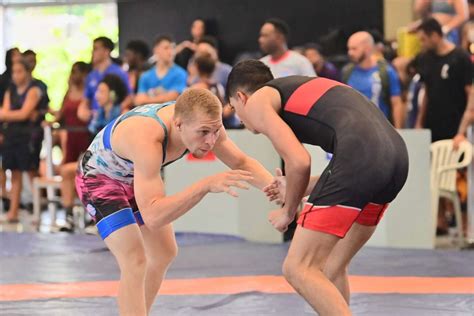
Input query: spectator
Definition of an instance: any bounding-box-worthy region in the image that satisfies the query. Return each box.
[124,40,151,94]
[78,37,132,122]
[0,48,22,103]
[343,31,405,128]
[259,18,316,78]
[461,0,474,52]
[191,53,240,128]
[89,74,128,136]
[0,48,22,209]
[414,0,469,45]
[453,84,474,148]
[135,35,187,106]
[175,18,207,69]
[188,36,232,89]
[54,62,91,232]
[0,59,43,223]
[414,18,472,141]
[303,43,340,81]
[23,50,37,72]
[22,49,50,175]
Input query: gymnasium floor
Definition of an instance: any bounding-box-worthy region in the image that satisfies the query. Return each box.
[1,218,473,316]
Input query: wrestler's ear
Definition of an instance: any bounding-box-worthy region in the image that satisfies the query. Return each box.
[174,117,182,131]
[236,91,249,106]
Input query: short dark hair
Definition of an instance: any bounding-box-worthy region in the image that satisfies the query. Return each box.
[125,40,150,60]
[265,18,290,40]
[5,47,20,71]
[23,49,36,57]
[417,17,443,36]
[72,61,92,74]
[197,35,219,50]
[94,36,115,52]
[13,58,33,73]
[154,35,174,47]
[225,59,274,101]
[100,74,128,105]
[195,53,216,77]
[304,42,323,54]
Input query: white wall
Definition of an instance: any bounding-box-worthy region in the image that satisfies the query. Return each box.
[167,129,434,248]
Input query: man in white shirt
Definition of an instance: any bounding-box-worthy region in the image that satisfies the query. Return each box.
[259,18,316,78]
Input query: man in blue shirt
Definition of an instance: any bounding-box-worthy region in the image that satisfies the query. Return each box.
[344,32,404,128]
[78,37,132,122]
[135,35,187,106]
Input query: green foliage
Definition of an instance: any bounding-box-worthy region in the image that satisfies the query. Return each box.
[15,4,118,111]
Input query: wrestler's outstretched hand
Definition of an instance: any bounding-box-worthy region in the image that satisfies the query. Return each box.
[263,168,286,205]
[206,170,253,197]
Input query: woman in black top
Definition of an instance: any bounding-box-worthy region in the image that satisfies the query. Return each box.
[0,59,43,222]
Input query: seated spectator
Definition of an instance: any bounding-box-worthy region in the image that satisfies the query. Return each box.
[414,0,469,45]
[188,36,232,89]
[191,53,240,128]
[124,40,151,93]
[135,35,187,106]
[0,59,43,223]
[54,61,91,232]
[89,74,128,136]
[303,43,340,81]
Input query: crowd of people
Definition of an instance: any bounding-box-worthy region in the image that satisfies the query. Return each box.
[0,0,473,235]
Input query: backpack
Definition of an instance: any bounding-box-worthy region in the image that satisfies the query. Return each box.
[342,60,392,123]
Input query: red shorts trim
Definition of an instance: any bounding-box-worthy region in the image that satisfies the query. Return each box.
[296,202,389,238]
[297,204,360,238]
[356,203,389,226]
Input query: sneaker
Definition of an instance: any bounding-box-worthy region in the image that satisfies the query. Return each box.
[59,215,75,233]
[84,223,99,236]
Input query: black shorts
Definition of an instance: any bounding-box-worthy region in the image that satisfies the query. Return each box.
[299,130,409,237]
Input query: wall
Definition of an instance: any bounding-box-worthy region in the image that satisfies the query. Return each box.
[384,0,414,40]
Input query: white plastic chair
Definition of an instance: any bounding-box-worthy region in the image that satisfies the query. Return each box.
[430,139,473,246]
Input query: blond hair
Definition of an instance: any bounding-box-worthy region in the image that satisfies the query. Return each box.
[174,88,222,121]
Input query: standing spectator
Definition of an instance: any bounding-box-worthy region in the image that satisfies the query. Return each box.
[343,31,405,128]
[0,48,22,209]
[78,37,132,122]
[135,35,187,106]
[259,18,316,78]
[415,18,472,236]
[23,49,50,177]
[414,18,472,141]
[54,62,91,232]
[0,60,43,222]
[303,43,340,81]
[0,48,22,103]
[174,18,207,69]
[124,40,151,94]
